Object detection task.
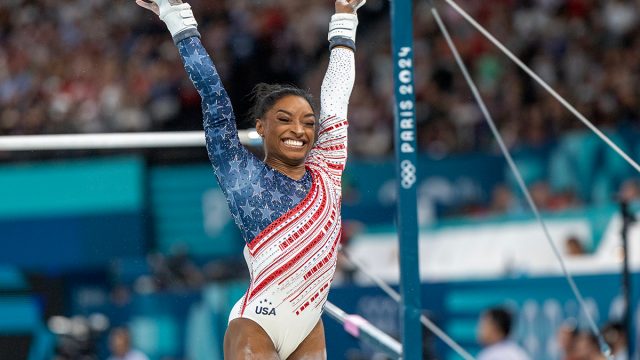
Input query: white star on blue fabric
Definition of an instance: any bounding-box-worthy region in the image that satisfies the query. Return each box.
[186,53,203,67]
[259,207,275,221]
[229,159,241,173]
[221,110,234,121]
[212,143,224,155]
[271,187,285,201]
[203,102,215,116]
[240,203,253,216]
[251,182,264,196]
[210,82,224,95]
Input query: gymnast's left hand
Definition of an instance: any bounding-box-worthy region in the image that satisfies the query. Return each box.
[335,0,366,14]
[133,0,197,38]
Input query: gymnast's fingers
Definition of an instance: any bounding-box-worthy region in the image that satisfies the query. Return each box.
[335,0,354,14]
[135,0,160,16]
[349,0,367,12]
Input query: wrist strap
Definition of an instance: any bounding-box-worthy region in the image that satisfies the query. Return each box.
[329,37,356,51]
[328,13,358,42]
[160,2,198,38]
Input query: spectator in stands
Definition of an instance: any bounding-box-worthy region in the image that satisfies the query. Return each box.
[477,307,530,360]
[557,321,579,360]
[107,327,149,360]
[602,322,629,360]
[618,179,640,202]
[573,331,606,360]
[565,235,587,256]
[489,184,518,215]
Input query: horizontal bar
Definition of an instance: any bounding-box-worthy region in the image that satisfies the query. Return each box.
[0,130,261,151]
[324,301,402,358]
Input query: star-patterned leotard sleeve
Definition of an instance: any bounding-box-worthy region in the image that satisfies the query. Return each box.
[176,36,354,244]
[177,37,312,243]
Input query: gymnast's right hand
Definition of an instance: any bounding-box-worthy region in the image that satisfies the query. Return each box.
[134,0,197,38]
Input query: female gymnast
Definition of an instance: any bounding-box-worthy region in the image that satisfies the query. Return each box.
[135,0,364,358]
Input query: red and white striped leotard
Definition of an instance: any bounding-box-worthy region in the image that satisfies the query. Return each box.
[228,47,355,358]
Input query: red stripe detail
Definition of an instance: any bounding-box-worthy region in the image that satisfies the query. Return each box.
[327,163,344,171]
[277,186,329,252]
[252,177,326,271]
[294,268,335,314]
[250,178,332,286]
[318,119,347,136]
[317,116,337,135]
[248,222,332,300]
[290,260,335,304]
[314,144,346,152]
[247,167,319,253]
[239,278,253,316]
[275,209,338,286]
[304,240,338,280]
[312,285,331,310]
[283,227,341,302]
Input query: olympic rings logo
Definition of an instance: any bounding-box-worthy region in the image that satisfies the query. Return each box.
[400,160,417,189]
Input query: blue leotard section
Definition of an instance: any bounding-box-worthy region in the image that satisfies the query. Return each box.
[177,36,312,243]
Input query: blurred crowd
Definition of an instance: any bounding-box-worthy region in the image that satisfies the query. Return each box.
[0,0,340,134]
[409,0,640,156]
[476,307,632,360]
[557,320,631,360]
[2,0,640,156]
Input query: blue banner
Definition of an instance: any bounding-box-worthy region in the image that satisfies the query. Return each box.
[0,157,147,271]
[149,164,243,257]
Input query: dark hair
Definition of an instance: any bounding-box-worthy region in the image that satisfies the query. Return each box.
[602,321,626,344]
[484,307,513,338]
[109,327,131,343]
[248,83,316,124]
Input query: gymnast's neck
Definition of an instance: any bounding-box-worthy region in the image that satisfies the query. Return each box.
[265,157,307,181]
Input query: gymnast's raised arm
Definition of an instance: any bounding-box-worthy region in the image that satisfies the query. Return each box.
[308,0,365,174]
[135,0,254,191]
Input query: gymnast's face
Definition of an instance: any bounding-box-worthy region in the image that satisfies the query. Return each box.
[256,95,316,169]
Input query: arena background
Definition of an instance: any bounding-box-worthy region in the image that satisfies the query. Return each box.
[1,0,639,359]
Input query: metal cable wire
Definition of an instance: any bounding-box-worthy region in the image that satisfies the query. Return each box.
[442,0,640,175]
[341,250,476,360]
[432,4,612,357]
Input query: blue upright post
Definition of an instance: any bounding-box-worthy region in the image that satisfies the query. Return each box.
[390,0,423,358]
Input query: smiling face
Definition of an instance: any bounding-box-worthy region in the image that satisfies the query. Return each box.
[255,95,316,168]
